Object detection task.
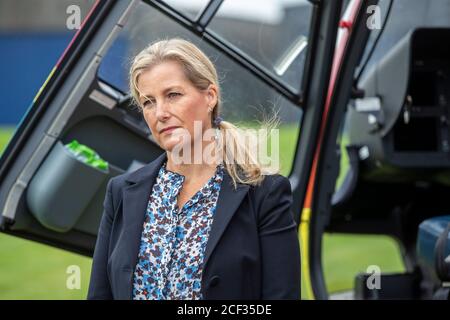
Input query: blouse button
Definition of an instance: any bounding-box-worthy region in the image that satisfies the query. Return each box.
[209,275,220,287]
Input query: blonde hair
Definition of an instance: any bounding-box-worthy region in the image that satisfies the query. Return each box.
[129,38,279,187]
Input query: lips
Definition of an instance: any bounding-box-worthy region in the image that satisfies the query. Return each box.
[159,126,180,134]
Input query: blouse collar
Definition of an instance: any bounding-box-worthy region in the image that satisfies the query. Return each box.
[158,161,224,203]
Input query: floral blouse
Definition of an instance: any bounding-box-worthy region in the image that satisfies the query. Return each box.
[132,161,224,300]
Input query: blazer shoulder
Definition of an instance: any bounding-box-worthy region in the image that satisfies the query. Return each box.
[105,171,130,198]
[106,153,166,192]
[255,174,292,195]
[248,174,292,209]
[247,173,295,231]
[104,153,166,204]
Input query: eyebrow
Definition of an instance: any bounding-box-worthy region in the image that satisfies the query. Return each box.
[139,86,183,101]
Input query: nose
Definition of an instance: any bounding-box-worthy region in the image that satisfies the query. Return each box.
[155,100,170,121]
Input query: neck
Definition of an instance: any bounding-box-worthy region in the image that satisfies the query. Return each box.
[166,139,220,182]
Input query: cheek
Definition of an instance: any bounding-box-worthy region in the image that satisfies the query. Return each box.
[143,112,157,134]
[182,95,209,117]
[183,102,210,125]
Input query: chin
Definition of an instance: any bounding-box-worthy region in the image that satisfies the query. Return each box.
[160,137,185,152]
[161,130,192,150]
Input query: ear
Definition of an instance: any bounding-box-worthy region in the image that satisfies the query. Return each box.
[206,84,218,109]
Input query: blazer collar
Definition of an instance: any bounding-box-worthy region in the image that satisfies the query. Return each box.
[121,152,250,298]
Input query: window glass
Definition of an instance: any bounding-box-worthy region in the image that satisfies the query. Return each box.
[161,0,210,20]
[207,0,313,91]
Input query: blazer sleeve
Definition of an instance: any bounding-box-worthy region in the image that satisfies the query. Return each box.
[258,175,301,300]
[87,178,115,300]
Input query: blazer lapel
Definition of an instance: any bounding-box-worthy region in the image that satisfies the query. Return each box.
[121,152,167,298]
[202,171,250,270]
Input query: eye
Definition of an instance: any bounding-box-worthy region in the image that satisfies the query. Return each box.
[168,92,181,99]
[142,99,155,108]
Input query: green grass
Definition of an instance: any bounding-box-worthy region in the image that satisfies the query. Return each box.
[0,233,92,299]
[322,233,405,294]
[0,127,15,154]
[299,232,405,299]
[0,125,404,299]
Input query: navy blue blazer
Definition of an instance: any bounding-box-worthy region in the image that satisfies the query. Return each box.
[87,152,301,300]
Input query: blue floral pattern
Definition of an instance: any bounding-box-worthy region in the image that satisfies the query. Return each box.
[132,162,223,300]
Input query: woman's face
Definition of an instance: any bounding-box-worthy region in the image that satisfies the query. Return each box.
[137,60,217,153]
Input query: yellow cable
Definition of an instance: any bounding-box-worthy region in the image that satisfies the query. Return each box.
[299,207,315,299]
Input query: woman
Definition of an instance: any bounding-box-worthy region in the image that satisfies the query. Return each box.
[87,38,300,300]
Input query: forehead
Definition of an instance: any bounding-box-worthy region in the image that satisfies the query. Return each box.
[137,60,189,97]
